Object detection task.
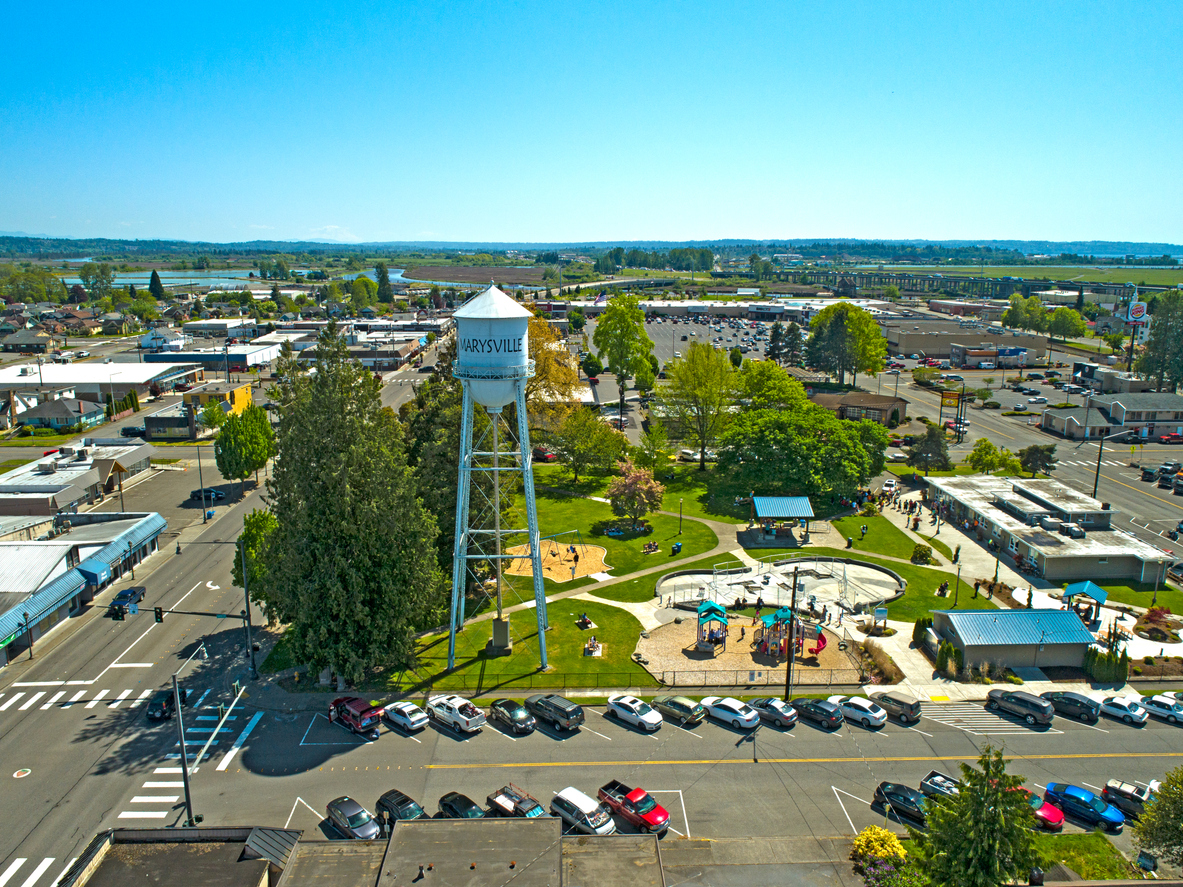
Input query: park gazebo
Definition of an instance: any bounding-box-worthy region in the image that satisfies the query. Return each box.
[696,600,728,653]
[752,496,815,542]
[1062,580,1109,624]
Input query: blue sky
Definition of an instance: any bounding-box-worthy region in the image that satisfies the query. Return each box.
[1,1,1179,244]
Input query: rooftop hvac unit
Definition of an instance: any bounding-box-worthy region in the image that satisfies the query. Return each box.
[36,462,57,473]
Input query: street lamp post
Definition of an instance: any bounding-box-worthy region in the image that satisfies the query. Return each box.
[679,498,683,535]
[953,564,962,608]
[1092,430,1130,499]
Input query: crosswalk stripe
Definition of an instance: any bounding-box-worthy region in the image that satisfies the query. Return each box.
[18,692,45,711]
[143,781,184,788]
[40,691,65,710]
[118,812,168,819]
[84,690,110,709]
[49,858,76,887]
[153,767,182,774]
[131,795,178,803]
[61,691,86,708]
[0,859,27,887]
[0,693,26,711]
[108,690,133,708]
[17,859,54,887]
[129,690,152,708]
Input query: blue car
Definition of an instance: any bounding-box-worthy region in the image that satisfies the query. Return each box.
[1043,783,1125,833]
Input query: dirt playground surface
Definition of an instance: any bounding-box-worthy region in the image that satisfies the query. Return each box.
[504,540,609,583]
[402,265,548,286]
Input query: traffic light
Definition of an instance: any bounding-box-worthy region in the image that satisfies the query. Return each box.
[112,607,125,621]
[154,606,164,623]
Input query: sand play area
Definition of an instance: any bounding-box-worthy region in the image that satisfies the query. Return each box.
[503,540,609,583]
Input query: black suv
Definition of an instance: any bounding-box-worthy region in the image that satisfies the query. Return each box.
[376,789,426,824]
[190,488,226,502]
[1040,691,1100,723]
[524,694,585,731]
[986,689,1054,726]
[147,688,189,720]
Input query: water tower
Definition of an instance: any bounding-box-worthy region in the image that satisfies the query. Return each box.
[447,285,549,670]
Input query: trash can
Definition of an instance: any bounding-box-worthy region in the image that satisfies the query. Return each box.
[672,542,682,555]
[206,509,216,519]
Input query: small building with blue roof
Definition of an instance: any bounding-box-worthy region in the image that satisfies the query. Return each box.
[932,608,1095,669]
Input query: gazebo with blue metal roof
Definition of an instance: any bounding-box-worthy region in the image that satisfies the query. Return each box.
[751,496,815,540]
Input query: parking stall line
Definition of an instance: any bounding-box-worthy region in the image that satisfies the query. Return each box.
[142,781,184,788]
[118,812,168,820]
[39,691,65,710]
[581,726,613,741]
[18,692,45,711]
[671,724,702,738]
[84,690,110,709]
[0,693,25,711]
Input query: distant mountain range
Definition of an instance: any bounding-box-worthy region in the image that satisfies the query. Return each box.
[0,235,1179,257]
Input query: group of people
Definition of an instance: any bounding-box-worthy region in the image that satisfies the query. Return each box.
[704,625,728,645]
[584,635,601,655]
[642,541,660,554]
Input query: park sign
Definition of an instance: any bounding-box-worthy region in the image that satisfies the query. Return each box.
[1127,301,1148,323]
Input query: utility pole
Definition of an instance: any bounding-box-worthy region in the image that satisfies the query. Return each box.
[174,673,196,826]
[782,567,800,703]
[197,442,208,523]
[238,540,259,679]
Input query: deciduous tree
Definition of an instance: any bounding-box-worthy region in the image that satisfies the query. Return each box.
[80,262,115,301]
[233,509,279,623]
[551,407,627,482]
[805,302,886,384]
[525,315,580,424]
[1018,443,1057,477]
[911,746,1037,887]
[1134,764,1183,866]
[606,457,664,529]
[968,438,1001,474]
[1047,306,1087,341]
[661,341,736,469]
[592,293,653,417]
[734,360,808,411]
[258,323,445,683]
[634,418,672,471]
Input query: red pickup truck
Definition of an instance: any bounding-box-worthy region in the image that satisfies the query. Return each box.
[598,781,670,834]
[1160,433,1183,445]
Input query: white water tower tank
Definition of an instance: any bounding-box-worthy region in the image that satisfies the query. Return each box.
[452,285,533,408]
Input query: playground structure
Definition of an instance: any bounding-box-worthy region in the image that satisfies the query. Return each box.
[695,601,729,653]
[657,554,904,617]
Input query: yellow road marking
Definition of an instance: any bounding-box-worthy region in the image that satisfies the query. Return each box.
[1102,473,1183,511]
[427,751,1183,769]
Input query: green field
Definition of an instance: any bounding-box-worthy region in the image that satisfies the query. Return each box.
[880,264,1183,287]
[832,515,930,562]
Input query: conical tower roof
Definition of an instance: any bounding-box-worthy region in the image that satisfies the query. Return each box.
[453,284,533,320]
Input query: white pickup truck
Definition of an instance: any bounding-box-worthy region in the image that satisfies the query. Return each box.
[426,694,486,733]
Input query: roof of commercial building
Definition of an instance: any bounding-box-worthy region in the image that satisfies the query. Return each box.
[0,543,73,594]
[377,819,563,887]
[1082,392,1183,411]
[285,842,387,887]
[0,363,195,388]
[938,609,1095,648]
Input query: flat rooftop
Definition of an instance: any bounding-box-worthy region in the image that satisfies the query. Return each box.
[378,819,562,887]
[285,841,386,887]
[80,840,267,887]
[0,363,193,387]
[562,834,664,887]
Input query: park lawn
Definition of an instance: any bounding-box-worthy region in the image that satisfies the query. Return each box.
[917,532,954,562]
[757,546,997,623]
[528,489,717,575]
[1066,579,1183,615]
[592,553,746,604]
[832,515,924,561]
[1033,832,1142,881]
[397,597,658,693]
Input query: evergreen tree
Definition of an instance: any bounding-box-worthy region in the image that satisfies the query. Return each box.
[375,262,394,303]
[148,269,166,299]
[258,324,445,682]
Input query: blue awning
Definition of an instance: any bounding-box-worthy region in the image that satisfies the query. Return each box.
[1063,581,1108,605]
[77,557,112,586]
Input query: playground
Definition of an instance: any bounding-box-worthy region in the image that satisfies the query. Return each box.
[503,540,609,583]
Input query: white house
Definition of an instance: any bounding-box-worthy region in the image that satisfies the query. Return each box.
[140,329,187,351]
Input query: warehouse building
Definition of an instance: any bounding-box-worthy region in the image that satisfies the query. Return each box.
[932,609,1095,669]
[0,439,155,516]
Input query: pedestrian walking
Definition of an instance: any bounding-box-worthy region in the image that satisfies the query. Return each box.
[573,552,580,567]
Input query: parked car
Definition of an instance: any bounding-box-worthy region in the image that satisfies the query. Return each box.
[1160,433,1183,445]
[873,782,927,826]
[75,350,90,358]
[606,694,663,732]
[146,688,189,720]
[524,694,585,731]
[919,770,961,799]
[700,696,760,729]
[790,698,844,730]
[1043,783,1125,833]
[1168,562,1183,582]
[1140,694,1183,723]
[1014,403,1027,411]
[747,697,798,728]
[985,689,1055,726]
[1102,779,1160,819]
[330,697,383,740]
[550,787,616,836]
[1039,691,1100,723]
[827,695,887,729]
[598,781,670,834]
[531,446,557,463]
[1142,468,1159,481]
[1100,695,1148,725]
[382,701,428,733]
[121,425,146,437]
[109,586,146,615]
[189,488,226,501]
[870,690,922,724]
[325,796,381,839]
[375,789,426,824]
[1028,396,1047,404]
[882,479,897,493]
[437,792,485,819]
[650,695,706,725]
[1017,788,1064,831]
[488,698,536,734]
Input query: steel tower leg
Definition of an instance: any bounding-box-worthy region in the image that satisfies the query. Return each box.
[447,383,475,671]
[517,382,548,669]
